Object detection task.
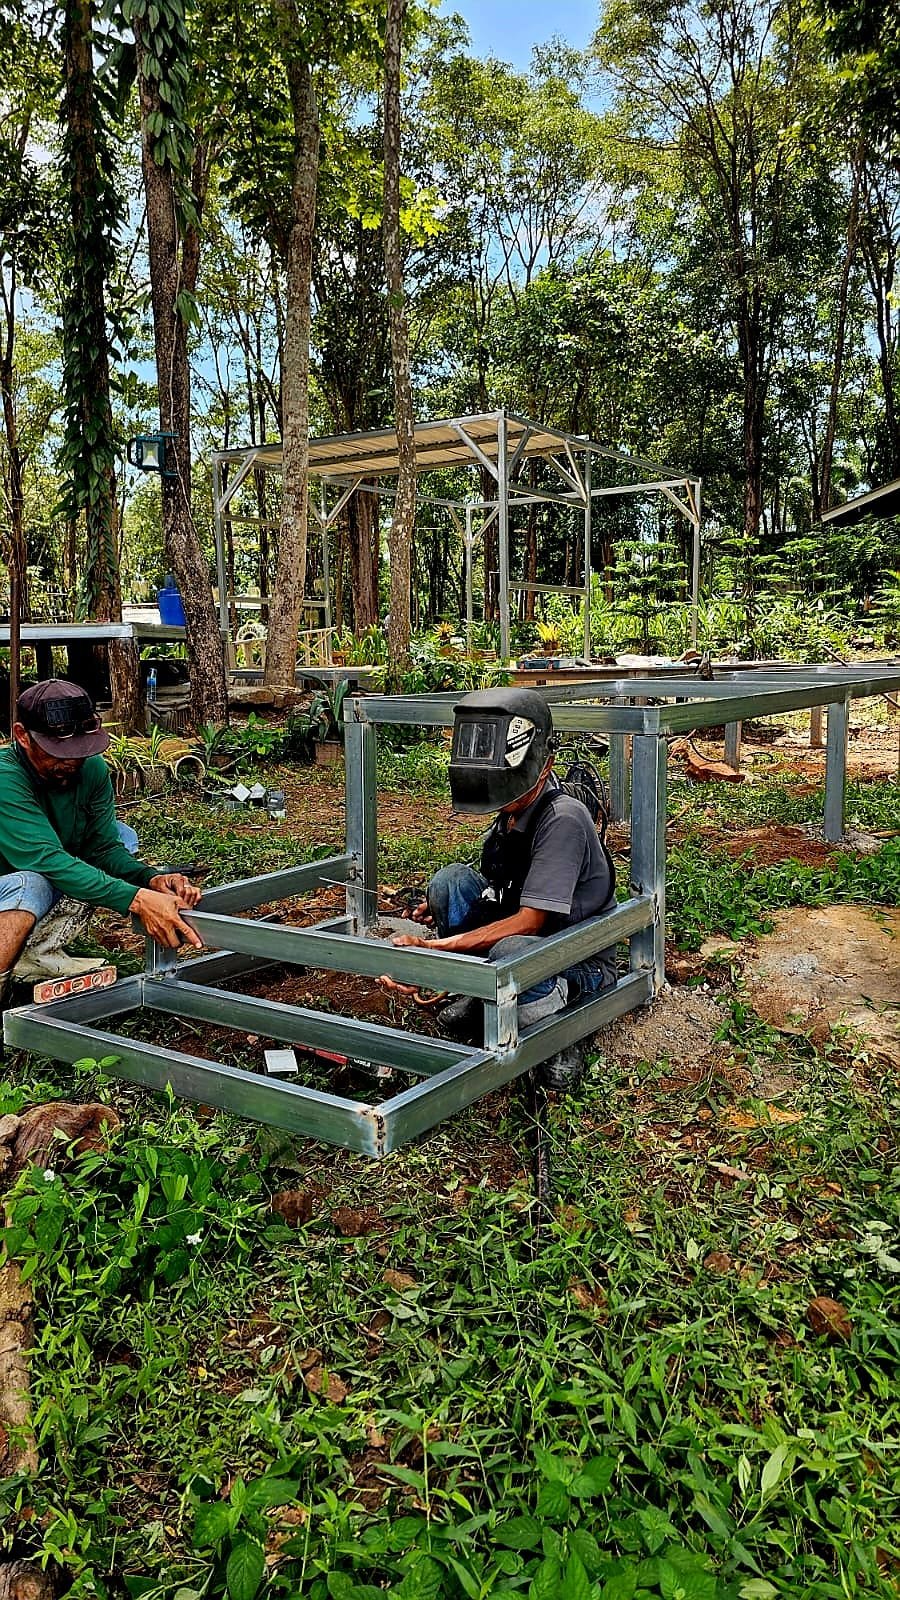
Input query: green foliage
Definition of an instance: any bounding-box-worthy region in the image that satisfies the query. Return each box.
[1,760,899,1595]
[667,834,900,949]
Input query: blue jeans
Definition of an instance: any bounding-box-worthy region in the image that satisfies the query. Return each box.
[426,863,615,1010]
[0,821,140,924]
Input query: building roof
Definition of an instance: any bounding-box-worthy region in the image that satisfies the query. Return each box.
[821,477,900,527]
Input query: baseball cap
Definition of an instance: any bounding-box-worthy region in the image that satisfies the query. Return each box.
[17,680,109,759]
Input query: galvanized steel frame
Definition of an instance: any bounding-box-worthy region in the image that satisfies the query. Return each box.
[5,664,898,1154]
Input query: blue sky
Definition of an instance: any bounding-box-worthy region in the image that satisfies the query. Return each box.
[446,0,597,68]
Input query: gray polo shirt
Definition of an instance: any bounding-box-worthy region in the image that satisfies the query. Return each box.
[512,781,615,928]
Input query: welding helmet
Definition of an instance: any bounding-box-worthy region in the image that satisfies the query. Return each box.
[449,688,554,814]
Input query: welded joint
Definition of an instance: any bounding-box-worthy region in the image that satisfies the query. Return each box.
[371,1108,388,1160]
[485,974,519,1055]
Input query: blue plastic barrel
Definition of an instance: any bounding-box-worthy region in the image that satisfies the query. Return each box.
[157,576,186,627]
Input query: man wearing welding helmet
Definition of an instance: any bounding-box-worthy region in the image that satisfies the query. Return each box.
[390,688,617,1053]
[0,680,202,1004]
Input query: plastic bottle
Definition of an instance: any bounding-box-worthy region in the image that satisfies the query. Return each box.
[147,668,157,703]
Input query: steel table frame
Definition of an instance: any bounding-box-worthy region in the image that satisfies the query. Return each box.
[5,666,899,1156]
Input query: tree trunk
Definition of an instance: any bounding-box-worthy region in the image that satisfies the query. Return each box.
[737,288,766,546]
[265,11,319,690]
[0,273,28,629]
[860,164,900,477]
[821,151,863,512]
[348,489,379,628]
[383,0,415,673]
[62,0,140,726]
[135,25,227,726]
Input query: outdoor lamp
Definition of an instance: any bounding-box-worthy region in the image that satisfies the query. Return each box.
[127,432,178,478]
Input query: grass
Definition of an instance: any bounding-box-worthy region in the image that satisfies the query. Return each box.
[2,747,898,1599]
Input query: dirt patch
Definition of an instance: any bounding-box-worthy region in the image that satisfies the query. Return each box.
[745,904,900,1061]
[600,984,726,1071]
[698,823,840,869]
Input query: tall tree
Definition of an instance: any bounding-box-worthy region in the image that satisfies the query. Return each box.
[596,0,826,548]
[128,0,227,724]
[0,0,57,627]
[382,0,415,669]
[60,0,140,725]
[263,0,320,690]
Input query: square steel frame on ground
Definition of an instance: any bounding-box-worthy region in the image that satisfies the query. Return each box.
[5,666,899,1157]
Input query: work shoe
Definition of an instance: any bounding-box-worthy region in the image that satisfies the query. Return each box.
[537,1043,587,1093]
[11,898,107,984]
[438,994,483,1045]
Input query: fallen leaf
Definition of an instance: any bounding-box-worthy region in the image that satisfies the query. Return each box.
[703,1251,733,1275]
[363,1312,391,1337]
[270,1190,318,1227]
[556,1203,588,1233]
[366,1422,388,1448]
[807,1296,852,1341]
[568,1278,608,1317]
[331,1206,380,1237]
[303,1366,349,1403]
[383,1269,418,1292]
[709,1160,753,1182]
[724,1106,803,1130]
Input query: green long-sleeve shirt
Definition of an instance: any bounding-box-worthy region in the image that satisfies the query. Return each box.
[0,745,157,914]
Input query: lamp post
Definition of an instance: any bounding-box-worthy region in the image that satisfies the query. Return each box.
[127,432,178,479]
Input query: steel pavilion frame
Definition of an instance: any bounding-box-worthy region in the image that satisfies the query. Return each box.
[5,663,899,1157]
[209,410,703,661]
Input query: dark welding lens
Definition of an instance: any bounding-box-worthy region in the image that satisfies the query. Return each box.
[454,719,498,761]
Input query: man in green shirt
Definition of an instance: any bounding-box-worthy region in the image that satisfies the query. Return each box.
[0,679,202,1002]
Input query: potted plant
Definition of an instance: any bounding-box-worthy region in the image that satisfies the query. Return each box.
[536,621,562,657]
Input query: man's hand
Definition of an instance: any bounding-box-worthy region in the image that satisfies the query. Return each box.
[131,887,203,950]
[377,929,466,996]
[148,872,202,907]
[411,899,433,926]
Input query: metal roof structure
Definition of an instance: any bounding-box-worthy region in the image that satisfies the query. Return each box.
[821,477,900,527]
[210,410,703,659]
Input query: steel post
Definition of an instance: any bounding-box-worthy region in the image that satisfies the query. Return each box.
[724,720,742,771]
[609,733,631,823]
[497,412,510,661]
[465,509,474,654]
[483,969,518,1054]
[690,483,701,649]
[210,457,231,639]
[344,708,378,931]
[629,734,667,989]
[319,483,333,640]
[825,696,849,842]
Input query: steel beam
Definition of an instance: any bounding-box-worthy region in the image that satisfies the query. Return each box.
[495,897,652,991]
[145,979,467,1076]
[183,913,501,999]
[2,1009,384,1156]
[198,856,352,914]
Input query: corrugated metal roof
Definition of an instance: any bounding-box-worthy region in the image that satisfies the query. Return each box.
[821,477,900,526]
